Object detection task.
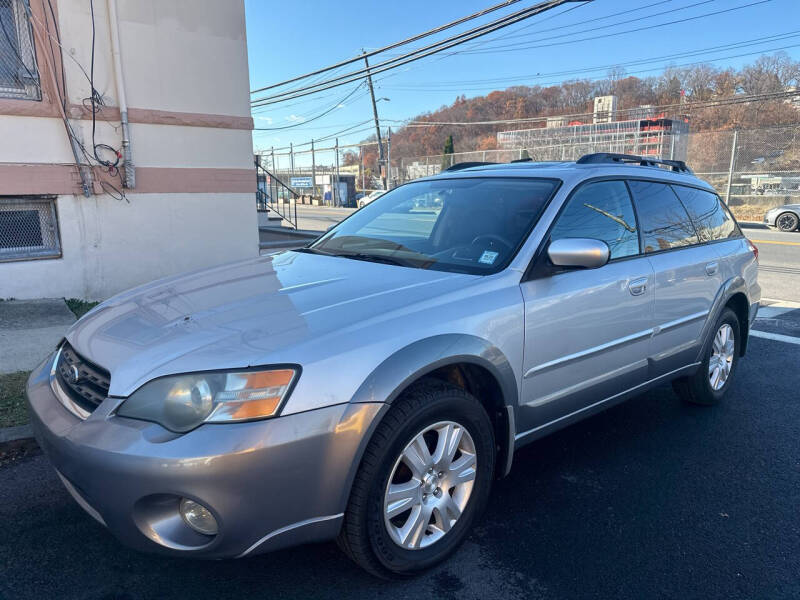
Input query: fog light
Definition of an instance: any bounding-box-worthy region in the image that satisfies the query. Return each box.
[179,498,218,536]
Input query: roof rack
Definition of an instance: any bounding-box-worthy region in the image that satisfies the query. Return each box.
[444,161,496,172]
[576,152,693,174]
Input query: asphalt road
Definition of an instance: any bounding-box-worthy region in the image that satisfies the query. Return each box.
[2,309,799,600]
[741,226,800,303]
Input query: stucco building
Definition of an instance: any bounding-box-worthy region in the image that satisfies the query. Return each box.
[0,0,257,299]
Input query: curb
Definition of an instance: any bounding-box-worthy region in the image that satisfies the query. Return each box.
[0,423,34,445]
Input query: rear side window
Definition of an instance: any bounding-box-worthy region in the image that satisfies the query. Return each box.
[550,180,639,260]
[627,180,699,253]
[671,185,739,241]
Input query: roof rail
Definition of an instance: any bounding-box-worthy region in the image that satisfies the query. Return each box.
[444,161,496,172]
[576,152,693,174]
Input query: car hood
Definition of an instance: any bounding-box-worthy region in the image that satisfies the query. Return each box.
[66,251,474,396]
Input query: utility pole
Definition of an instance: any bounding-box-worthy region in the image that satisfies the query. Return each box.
[387,127,392,190]
[334,138,341,207]
[311,139,317,200]
[364,51,386,189]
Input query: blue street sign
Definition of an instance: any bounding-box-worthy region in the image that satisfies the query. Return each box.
[290,176,313,188]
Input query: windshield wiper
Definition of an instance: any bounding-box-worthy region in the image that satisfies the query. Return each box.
[293,247,334,256]
[335,252,413,267]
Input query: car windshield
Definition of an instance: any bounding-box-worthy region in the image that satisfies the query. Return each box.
[302,177,559,274]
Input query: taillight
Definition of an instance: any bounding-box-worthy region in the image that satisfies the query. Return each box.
[748,240,759,261]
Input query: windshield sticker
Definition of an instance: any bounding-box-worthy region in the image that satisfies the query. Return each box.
[478,250,499,265]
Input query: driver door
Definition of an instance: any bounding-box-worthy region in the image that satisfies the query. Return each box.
[517,180,655,436]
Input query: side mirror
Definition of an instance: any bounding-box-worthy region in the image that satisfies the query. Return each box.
[547,238,609,269]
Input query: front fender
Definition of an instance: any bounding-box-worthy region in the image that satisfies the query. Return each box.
[335,335,519,511]
[349,333,519,410]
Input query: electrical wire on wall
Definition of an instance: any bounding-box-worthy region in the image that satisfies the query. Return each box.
[22,0,127,200]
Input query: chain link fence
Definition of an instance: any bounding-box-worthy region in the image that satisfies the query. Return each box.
[0,197,61,262]
[0,0,40,101]
[392,123,800,222]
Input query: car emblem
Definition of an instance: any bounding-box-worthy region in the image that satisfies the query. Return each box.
[68,365,81,385]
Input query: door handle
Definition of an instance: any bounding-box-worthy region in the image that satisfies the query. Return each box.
[705,261,719,276]
[628,276,648,296]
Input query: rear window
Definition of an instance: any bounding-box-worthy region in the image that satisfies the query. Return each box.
[671,185,739,241]
[627,180,699,253]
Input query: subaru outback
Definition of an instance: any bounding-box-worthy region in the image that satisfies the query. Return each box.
[27,152,760,578]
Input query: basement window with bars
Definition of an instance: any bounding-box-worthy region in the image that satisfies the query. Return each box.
[0,197,61,261]
[0,0,40,100]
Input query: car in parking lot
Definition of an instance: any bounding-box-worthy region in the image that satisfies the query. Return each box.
[27,152,759,578]
[763,203,800,231]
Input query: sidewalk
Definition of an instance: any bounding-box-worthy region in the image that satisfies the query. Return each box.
[0,299,75,374]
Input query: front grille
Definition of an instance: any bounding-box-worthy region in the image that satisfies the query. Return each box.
[55,342,111,414]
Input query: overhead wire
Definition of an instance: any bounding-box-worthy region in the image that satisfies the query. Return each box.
[249,0,527,94]
[382,32,800,91]
[250,0,583,106]
[460,0,773,54]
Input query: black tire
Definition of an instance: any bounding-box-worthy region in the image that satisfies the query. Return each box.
[776,211,799,232]
[672,308,741,406]
[338,378,495,578]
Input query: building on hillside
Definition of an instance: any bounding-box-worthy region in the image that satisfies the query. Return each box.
[497,113,690,162]
[0,0,256,300]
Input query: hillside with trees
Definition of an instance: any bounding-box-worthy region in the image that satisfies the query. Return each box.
[360,52,800,170]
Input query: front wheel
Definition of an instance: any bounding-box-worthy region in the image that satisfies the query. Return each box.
[338,379,495,578]
[776,211,799,232]
[673,308,740,405]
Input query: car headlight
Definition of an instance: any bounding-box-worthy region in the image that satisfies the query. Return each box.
[116,368,299,432]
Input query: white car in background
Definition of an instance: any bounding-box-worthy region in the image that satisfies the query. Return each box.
[359,190,386,207]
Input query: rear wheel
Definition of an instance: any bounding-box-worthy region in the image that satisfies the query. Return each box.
[338,379,495,578]
[776,211,799,232]
[673,308,740,405]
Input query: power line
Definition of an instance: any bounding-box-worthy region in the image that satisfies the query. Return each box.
[381,32,800,91]
[461,0,773,55]
[457,0,716,54]
[249,0,526,94]
[253,83,365,130]
[250,0,585,107]
[447,0,676,57]
[390,90,800,128]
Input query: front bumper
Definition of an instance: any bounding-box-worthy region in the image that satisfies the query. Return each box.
[26,356,383,558]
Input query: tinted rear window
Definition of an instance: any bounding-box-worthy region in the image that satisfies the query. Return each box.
[671,185,739,241]
[627,180,699,253]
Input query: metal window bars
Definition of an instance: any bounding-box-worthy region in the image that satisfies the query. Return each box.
[0,197,61,261]
[0,0,40,101]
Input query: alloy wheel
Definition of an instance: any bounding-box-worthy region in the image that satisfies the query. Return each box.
[777,212,798,231]
[383,421,477,550]
[708,323,735,391]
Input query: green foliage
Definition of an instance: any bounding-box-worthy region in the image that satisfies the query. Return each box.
[441,134,455,169]
[65,299,99,319]
[0,371,30,428]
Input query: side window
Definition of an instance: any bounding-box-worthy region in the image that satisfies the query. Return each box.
[671,185,738,241]
[550,180,639,260]
[628,180,699,253]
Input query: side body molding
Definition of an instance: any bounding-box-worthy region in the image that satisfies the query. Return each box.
[347,334,520,478]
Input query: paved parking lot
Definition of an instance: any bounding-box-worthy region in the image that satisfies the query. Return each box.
[1,305,798,600]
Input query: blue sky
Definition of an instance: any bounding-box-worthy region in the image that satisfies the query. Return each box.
[245,0,800,162]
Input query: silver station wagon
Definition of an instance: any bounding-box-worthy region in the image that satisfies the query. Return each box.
[27,153,760,578]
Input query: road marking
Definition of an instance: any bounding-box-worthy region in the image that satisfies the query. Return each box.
[750,330,800,346]
[750,239,800,246]
[761,298,800,309]
[757,306,794,319]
